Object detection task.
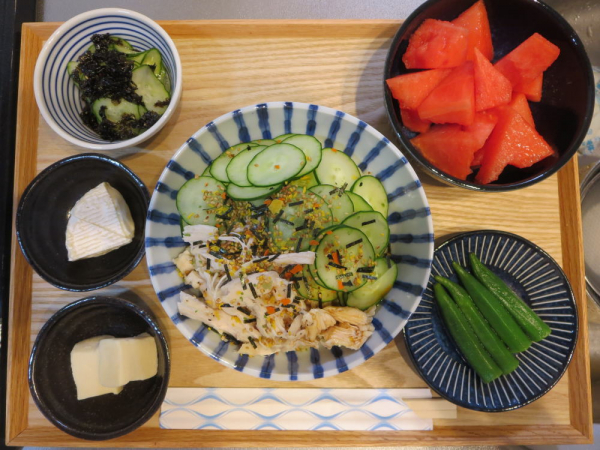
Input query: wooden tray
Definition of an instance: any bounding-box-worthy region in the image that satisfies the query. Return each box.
[7,20,592,446]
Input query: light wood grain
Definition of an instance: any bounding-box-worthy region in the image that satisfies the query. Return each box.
[7,20,593,446]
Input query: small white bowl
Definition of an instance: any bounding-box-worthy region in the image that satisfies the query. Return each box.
[33,8,182,151]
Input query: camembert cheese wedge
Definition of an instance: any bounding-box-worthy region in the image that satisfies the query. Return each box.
[65,182,135,261]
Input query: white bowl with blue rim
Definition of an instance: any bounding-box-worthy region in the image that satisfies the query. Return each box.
[33,8,182,151]
[145,102,434,380]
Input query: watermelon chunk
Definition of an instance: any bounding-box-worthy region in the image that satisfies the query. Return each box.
[494,33,560,87]
[401,108,431,133]
[514,74,543,102]
[452,0,494,61]
[418,61,475,126]
[467,111,499,166]
[411,125,477,179]
[508,93,535,128]
[402,19,469,69]
[476,106,554,184]
[473,47,512,111]
[412,112,497,179]
[386,69,452,109]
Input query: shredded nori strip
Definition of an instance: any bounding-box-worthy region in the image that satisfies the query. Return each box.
[289,200,304,207]
[280,264,293,277]
[281,304,295,308]
[346,238,363,249]
[339,182,348,194]
[222,332,241,345]
[221,303,232,308]
[312,228,322,238]
[295,222,308,232]
[329,187,338,195]
[209,251,221,259]
[273,210,284,224]
[206,258,211,270]
[248,282,258,298]
[318,296,323,309]
[386,254,392,269]
[268,253,281,262]
[286,283,292,298]
[362,275,378,280]
[342,280,354,287]
[328,262,347,269]
[303,208,314,214]
[251,209,267,218]
[237,306,252,316]
[248,336,257,349]
[357,266,375,273]
[289,276,303,282]
[295,237,303,252]
[253,255,269,263]
[279,218,294,226]
[224,264,232,282]
[244,318,257,323]
[362,219,376,226]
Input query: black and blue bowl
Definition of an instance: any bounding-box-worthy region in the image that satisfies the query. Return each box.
[384,0,594,191]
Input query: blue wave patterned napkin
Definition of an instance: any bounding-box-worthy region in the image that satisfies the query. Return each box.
[160,388,433,431]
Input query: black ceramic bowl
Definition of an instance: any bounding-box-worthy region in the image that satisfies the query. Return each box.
[16,153,149,291]
[29,296,170,440]
[384,0,594,191]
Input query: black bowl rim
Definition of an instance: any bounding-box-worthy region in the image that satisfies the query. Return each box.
[403,229,579,412]
[383,0,595,192]
[16,153,150,291]
[28,295,171,441]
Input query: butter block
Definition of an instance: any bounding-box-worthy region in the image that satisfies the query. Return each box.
[70,335,123,400]
[98,333,158,388]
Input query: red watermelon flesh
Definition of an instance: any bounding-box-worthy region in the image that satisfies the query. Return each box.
[509,93,535,128]
[466,111,498,166]
[401,108,431,133]
[475,106,554,184]
[411,125,477,179]
[452,0,494,61]
[386,69,452,109]
[473,47,512,111]
[402,19,469,69]
[418,61,475,126]
[514,74,543,102]
[494,33,560,87]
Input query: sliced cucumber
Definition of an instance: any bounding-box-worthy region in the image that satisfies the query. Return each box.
[142,48,163,76]
[296,266,338,303]
[226,183,282,201]
[313,226,375,292]
[131,65,170,115]
[210,142,256,183]
[177,176,226,226]
[351,175,389,218]
[289,171,318,190]
[87,44,96,53]
[201,165,212,176]
[309,184,354,224]
[247,143,306,187]
[342,211,389,257]
[274,133,295,143]
[282,135,322,178]
[127,50,149,64]
[252,139,277,146]
[346,191,373,212]
[226,146,267,187]
[91,98,140,123]
[67,61,78,76]
[315,148,361,188]
[157,67,171,94]
[268,186,333,252]
[347,258,398,310]
[110,36,136,54]
[307,226,339,289]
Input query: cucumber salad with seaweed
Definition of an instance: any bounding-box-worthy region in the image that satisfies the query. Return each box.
[67,34,171,141]
[172,133,399,356]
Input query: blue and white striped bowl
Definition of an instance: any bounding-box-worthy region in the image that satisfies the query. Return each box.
[33,8,182,151]
[404,230,578,411]
[145,102,434,380]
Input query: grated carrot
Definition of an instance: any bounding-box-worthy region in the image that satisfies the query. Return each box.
[331,148,338,152]
[309,240,319,246]
[264,199,272,205]
[332,252,340,265]
[338,280,344,290]
[290,264,303,274]
[326,230,333,235]
[281,298,291,306]
[266,306,276,315]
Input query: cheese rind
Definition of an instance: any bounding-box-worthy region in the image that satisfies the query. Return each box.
[98,333,158,388]
[70,335,123,400]
[65,182,135,261]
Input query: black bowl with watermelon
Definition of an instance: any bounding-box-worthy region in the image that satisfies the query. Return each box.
[384,0,594,191]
